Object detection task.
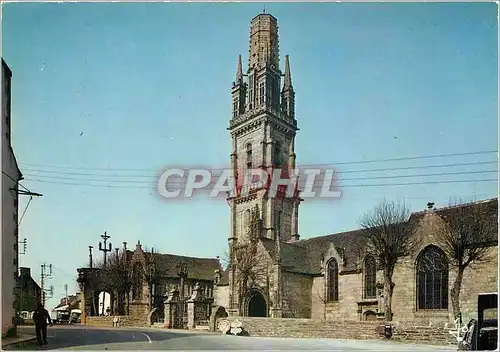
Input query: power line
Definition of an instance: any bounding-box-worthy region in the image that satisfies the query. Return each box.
[20,160,499,178]
[23,177,498,189]
[22,169,498,185]
[18,196,33,225]
[18,150,498,172]
[2,170,32,193]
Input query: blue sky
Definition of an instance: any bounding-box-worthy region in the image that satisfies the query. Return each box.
[2,2,498,309]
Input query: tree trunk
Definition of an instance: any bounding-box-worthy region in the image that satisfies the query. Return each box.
[383,270,395,321]
[451,266,465,322]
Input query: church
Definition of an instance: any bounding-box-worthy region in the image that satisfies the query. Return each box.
[212,12,498,324]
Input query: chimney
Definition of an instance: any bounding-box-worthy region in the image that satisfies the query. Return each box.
[20,267,30,277]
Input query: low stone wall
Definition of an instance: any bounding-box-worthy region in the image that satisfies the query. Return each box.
[216,317,457,346]
[85,315,149,328]
[391,321,457,345]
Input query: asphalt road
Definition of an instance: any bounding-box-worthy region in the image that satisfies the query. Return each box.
[7,325,457,350]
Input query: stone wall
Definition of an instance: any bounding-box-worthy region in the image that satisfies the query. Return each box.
[282,272,312,318]
[308,211,498,324]
[214,285,229,309]
[85,315,149,328]
[216,316,458,346]
[391,212,498,323]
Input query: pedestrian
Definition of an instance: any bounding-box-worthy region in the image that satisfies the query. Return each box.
[112,316,119,327]
[32,302,52,345]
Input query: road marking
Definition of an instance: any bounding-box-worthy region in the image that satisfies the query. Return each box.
[140,332,152,344]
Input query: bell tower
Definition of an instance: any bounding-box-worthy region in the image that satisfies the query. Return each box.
[226,13,302,316]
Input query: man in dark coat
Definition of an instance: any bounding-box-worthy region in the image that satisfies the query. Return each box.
[32,302,52,345]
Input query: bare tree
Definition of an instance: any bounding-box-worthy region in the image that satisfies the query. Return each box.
[282,278,299,318]
[435,198,496,321]
[232,239,268,313]
[359,199,418,321]
[314,283,328,321]
[94,250,132,315]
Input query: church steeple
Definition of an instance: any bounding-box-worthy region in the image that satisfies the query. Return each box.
[281,55,295,120]
[245,14,281,114]
[232,54,247,119]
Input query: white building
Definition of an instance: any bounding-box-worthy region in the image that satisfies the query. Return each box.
[1,59,23,337]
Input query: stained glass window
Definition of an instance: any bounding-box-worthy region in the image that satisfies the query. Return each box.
[416,245,449,310]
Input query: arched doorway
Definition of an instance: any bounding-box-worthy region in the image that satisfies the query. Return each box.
[247,291,267,317]
[364,311,377,321]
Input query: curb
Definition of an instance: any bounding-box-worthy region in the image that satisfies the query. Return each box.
[1,335,37,348]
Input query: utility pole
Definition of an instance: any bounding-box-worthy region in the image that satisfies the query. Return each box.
[98,232,112,316]
[98,232,112,269]
[40,264,53,307]
[64,284,68,306]
[89,246,93,268]
[18,238,27,255]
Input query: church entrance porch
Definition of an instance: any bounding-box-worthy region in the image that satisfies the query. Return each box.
[247,291,267,317]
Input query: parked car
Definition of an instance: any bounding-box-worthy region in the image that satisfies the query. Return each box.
[69,309,81,324]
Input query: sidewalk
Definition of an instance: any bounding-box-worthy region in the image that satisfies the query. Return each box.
[1,334,37,348]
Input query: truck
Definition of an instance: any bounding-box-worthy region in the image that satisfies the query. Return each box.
[458,292,498,351]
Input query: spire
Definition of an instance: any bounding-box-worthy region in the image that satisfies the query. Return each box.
[283,55,293,91]
[236,54,243,84]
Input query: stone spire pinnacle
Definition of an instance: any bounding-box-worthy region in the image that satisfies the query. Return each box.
[283,55,293,91]
[236,54,243,83]
[288,136,296,170]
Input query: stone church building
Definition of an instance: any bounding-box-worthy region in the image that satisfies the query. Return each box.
[77,13,497,328]
[212,13,499,324]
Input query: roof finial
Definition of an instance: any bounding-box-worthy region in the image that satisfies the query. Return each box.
[263,5,266,14]
[236,54,243,83]
[283,55,293,92]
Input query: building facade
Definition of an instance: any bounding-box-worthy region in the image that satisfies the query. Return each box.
[78,241,222,324]
[18,267,42,313]
[214,13,499,324]
[1,59,22,337]
[225,12,301,319]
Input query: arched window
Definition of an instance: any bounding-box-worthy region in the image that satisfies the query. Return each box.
[416,245,449,310]
[327,258,339,302]
[245,209,251,237]
[246,143,252,168]
[364,255,377,299]
[273,141,282,167]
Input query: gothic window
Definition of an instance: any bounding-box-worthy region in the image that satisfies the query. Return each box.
[273,141,282,167]
[259,82,265,106]
[282,96,288,113]
[327,258,339,302]
[246,143,252,168]
[363,255,377,299]
[233,100,238,118]
[416,245,449,310]
[249,74,254,109]
[245,209,251,236]
[132,262,143,300]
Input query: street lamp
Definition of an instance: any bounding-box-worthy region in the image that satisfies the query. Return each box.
[176,262,188,329]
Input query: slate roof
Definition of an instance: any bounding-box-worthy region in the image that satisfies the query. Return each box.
[292,229,365,274]
[410,198,498,244]
[152,253,220,281]
[280,198,498,276]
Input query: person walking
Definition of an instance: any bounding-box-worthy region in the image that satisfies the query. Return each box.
[32,302,52,345]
